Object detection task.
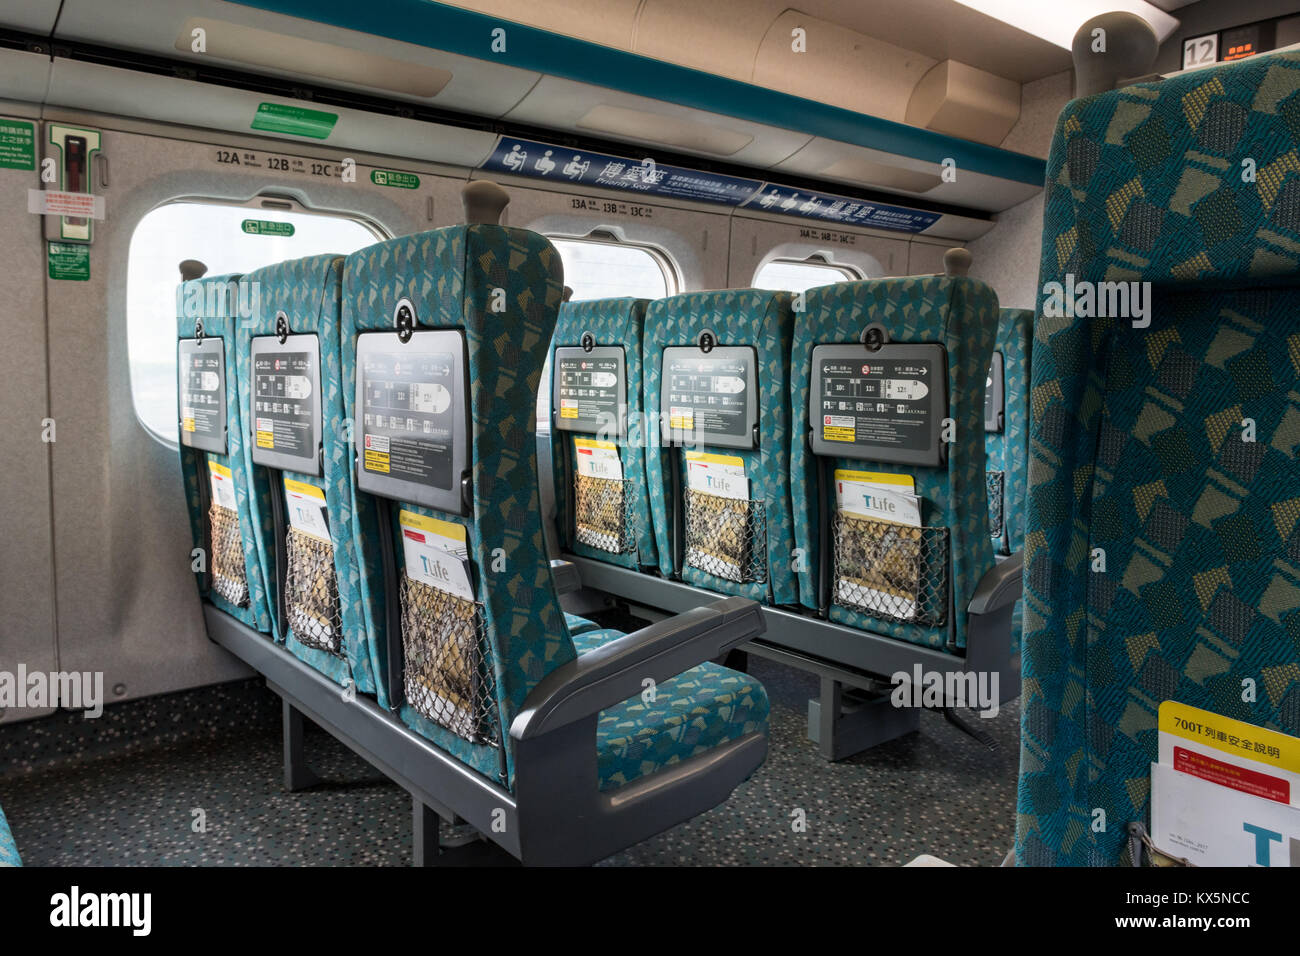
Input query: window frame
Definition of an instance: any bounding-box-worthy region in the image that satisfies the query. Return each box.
[750,253,863,292]
[126,194,387,450]
[547,231,680,302]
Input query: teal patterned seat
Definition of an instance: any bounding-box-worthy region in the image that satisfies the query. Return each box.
[642,290,798,606]
[176,274,275,633]
[573,628,771,791]
[790,276,1000,651]
[341,225,569,788]
[1016,50,1300,866]
[341,228,768,796]
[564,611,599,635]
[549,298,658,571]
[237,255,389,707]
[0,805,19,867]
[987,307,1033,653]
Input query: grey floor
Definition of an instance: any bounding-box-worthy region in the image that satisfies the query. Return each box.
[0,658,1020,866]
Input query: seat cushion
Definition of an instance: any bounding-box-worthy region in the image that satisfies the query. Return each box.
[0,806,20,867]
[574,628,770,791]
[564,612,600,636]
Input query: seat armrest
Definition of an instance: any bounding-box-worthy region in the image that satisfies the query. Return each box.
[549,558,582,595]
[967,551,1023,615]
[511,596,765,741]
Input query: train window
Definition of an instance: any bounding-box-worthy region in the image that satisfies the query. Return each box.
[752,257,860,293]
[127,200,381,447]
[549,237,674,301]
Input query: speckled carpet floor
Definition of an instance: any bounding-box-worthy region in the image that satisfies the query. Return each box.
[0,657,1020,866]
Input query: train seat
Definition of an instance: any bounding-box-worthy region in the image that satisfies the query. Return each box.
[571,627,770,791]
[237,254,390,706]
[986,308,1033,559]
[338,182,769,862]
[1016,48,1300,865]
[790,261,1002,653]
[986,306,1034,652]
[549,297,659,573]
[643,289,799,606]
[176,273,276,634]
[0,805,19,867]
[563,611,600,635]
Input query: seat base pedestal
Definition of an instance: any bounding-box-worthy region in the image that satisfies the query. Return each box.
[807,678,920,761]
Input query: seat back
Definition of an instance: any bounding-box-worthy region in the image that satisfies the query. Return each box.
[986,308,1032,557]
[237,254,389,706]
[0,805,18,867]
[176,273,274,633]
[790,276,999,651]
[341,223,569,789]
[1016,50,1300,865]
[549,297,658,570]
[643,290,798,605]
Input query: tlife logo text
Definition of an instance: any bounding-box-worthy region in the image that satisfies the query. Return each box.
[50,887,151,937]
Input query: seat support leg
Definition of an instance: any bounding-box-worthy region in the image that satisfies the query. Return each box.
[412,797,442,867]
[282,700,322,792]
[806,677,920,761]
[412,796,518,867]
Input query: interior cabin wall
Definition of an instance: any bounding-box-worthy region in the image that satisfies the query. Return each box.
[0,103,58,724]
[20,115,460,719]
[967,69,1072,309]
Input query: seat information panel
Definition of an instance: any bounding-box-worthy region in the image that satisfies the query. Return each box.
[355,329,469,515]
[553,346,626,437]
[808,343,949,467]
[178,337,227,455]
[984,350,1005,433]
[250,334,323,476]
[659,346,757,451]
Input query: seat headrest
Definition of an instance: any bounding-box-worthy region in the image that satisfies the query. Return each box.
[1044,50,1300,288]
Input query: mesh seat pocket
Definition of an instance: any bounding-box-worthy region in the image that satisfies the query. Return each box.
[683,489,768,584]
[208,501,250,608]
[832,513,949,627]
[574,473,635,554]
[285,528,343,655]
[399,574,499,746]
[987,470,1006,542]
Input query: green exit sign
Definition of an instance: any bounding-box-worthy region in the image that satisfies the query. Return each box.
[242,219,295,237]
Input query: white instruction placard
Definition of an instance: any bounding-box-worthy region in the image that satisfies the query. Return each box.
[835,469,921,528]
[574,437,623,481]
[208,461,237,511]
[399,510,474,603]
[1151,761,1300,866]
[28,188,106,220]
[685,451,749,501]
[284,479,331,543]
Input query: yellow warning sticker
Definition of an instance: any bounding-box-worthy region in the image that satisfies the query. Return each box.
[823,426,855,442]
[685,450,745,468]
[364,448,390,473]
[834,469,916,492]
[182,417,196,433]
[284,478,325,501]
[398,510,467,544]
[669,409,694,430]
[1160,701,1300,775]
[560,406,578,419]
